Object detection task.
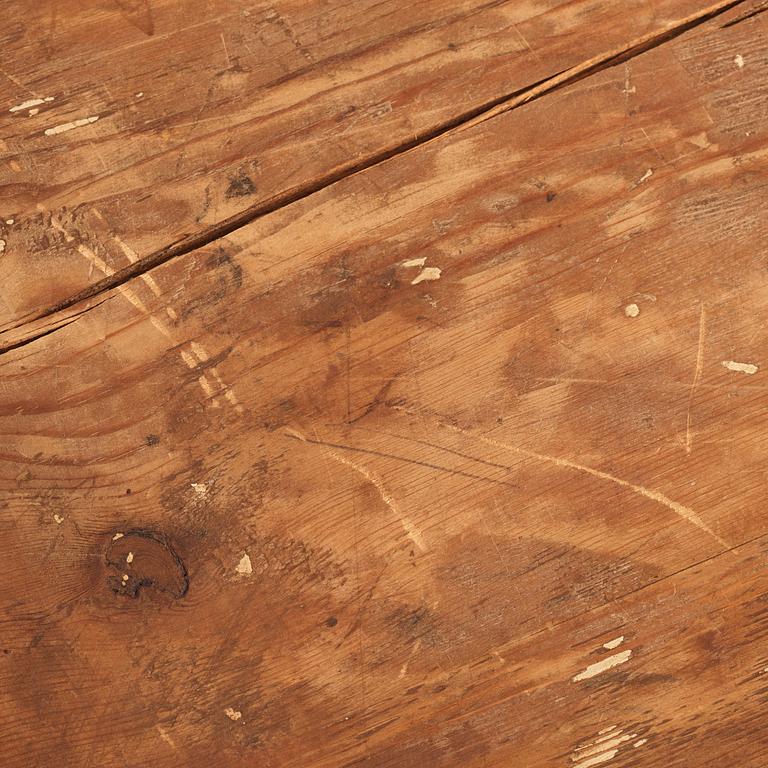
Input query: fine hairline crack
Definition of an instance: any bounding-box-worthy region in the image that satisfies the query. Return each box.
[0,0,751,356]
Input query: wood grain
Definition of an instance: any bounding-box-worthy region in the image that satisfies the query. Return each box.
[0,0,749,329]
[2,1,768,766]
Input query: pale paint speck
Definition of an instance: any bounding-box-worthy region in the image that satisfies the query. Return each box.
[224,707,242,721]
[401,257,426,268]
[44,115,99,136]
[633,739,648,748]
[235,553,253,576]
[624,303,640,318]
[126,552,134,564]
[53,514,64,524]
[112,532,124,540]
[122,574,129,583]
[573,650,632,682]
[572,727,638,767]
[722,360,758,375]
[574,750,618,767]
[9,96,53,113]
[639,168,653,183]
[734,54,745,69]
[603,636,624,650]
[191,482,208,496]
[0,239,6,255]
[5,219,14,225]
[411,266,442,285]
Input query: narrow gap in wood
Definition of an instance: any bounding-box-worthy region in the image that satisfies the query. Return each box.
[0,0,750,356]
[721,0,768,26]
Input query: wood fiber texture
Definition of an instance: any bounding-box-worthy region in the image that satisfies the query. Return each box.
[1,1,768,766]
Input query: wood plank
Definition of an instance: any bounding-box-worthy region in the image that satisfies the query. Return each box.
[0,0,749,330]
[2,2,768,766]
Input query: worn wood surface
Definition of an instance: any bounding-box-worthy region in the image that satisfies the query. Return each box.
[0,0,750,328]
[2,0,768,766]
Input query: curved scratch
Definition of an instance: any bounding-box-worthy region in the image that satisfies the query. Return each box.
[446,425,729,548]
[285,428,426,551]
[685,303,706,454]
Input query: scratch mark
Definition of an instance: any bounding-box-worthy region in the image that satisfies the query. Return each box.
[513,24,534,54]
[94,211,241,413]
[447,425,729,547]
[189,341,243,413]
[220,31,231,68]
[112,234,164,297]
[285,428,426,551]
[686,303,706,454]
[50,216,174,338]
[640,127,667,165]
[156,725,176,749]
[0,68,39,97]
[284,430,519,491]
[398,638,422,678]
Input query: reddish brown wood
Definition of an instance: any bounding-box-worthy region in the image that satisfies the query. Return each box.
[1,1,768,766]
[0,0,745,328]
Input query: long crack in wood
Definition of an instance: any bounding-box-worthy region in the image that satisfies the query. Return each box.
[0,0,751,356]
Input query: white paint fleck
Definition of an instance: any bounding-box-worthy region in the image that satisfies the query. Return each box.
[575,750,618,767]
[603,636,624,650]
[53,514,64,524]
[9,96,53,113]
[191,482,208,497]
[572,727,638,766]
[0,239,5,255]
[401,257,426,268]
[411,266,442,285]
[235,553,252,576]
[224,707,242,721]
[28,108,39,116]
[624,303,640,318]
[5,219,14,225]
[126,552,134,564]
[734,54,745,69]
[135,92,144,98]
[122,574,129,583]
[112,532,124,540]
[722,360,758,375]
[44,115,99,136]
[639,168,653,183]
[573,650,632,682]
[633,739,648,748]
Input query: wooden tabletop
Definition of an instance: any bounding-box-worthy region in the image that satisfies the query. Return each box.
[2,1,768,765]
